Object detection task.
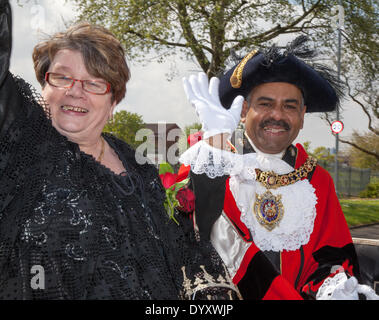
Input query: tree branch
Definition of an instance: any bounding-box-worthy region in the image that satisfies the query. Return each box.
[344,77,379,135]
[324,112,379,161]
[125,27,214,54]
[225,0,250,21]
[341,32,378,63]
[176,2,211,72]
[230,0,324,52]
[338,137,379,162]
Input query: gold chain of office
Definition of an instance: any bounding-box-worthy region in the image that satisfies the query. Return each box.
[254,156,317,190]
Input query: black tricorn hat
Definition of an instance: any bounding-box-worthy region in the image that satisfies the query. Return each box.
[219,36,344,113]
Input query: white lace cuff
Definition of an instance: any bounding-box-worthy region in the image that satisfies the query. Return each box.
[316,273,379,300]
[179,141,245,178]
[316,272,354,300]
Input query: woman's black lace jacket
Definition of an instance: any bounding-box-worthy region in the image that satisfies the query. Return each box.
[0,1,237,300]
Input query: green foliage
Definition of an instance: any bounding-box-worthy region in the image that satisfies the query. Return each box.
[312,146,335,163]
[158,162,190,225]
[71,0,377,76]
[340,0,378,80]
[183,122,202,137]
[178,122,202,153]
[303,141,335,163]
[159,162,174,175]
[103,110,145,148]
[329,1,378,162]
[359,178,379,198]
[71,0,346,77]
[72,0,378,160]
[347,132,379,170]
[70,0,378,97]
[303,141,312,154]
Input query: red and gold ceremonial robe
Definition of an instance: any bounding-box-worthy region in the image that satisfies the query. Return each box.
[181,137,360,300]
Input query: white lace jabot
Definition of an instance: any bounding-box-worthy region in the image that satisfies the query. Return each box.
[228,152,317,251]
[179,140,318,252]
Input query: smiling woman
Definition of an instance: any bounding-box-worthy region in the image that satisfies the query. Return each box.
[41,49,119,162]
[0,1,236,300]
[32,22,130,170]
[33,21,129,104]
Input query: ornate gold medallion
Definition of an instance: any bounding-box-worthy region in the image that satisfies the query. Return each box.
[254,190,284,231]
[251,156,316,231]
[254,156,317,189]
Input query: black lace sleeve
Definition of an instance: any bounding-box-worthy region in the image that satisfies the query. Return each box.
[0,1,19,135]
[0,0,11,85]
[142,167,239,299]
[113,140,240,299]
[0,24,21,135]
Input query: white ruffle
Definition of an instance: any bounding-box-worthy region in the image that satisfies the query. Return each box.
[229,153,318,252]
[316,272,353,300]
[180,141,318,251]
[179,141,246,178]
[317,273,379,300]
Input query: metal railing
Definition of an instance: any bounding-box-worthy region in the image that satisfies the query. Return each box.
[318,161,373,197]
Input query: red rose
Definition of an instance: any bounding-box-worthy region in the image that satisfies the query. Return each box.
[159,172,178,189]
[176,187,195,213]
[176,164,190,183]
[187,131,203,147]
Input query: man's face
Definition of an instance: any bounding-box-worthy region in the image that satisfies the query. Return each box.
[241,82,306,154]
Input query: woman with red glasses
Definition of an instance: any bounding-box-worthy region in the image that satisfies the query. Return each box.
[0,1,237,300]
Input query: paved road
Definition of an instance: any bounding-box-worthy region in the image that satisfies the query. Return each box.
[350,223,379,240]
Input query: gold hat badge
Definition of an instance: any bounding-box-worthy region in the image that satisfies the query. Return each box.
[230,49,258,88]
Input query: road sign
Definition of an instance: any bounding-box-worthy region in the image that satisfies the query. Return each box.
[331,120,344,134]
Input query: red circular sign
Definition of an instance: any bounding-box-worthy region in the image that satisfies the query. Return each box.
[331,120,344,134]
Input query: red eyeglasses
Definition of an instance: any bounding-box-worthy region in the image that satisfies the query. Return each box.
[45,72,111,95]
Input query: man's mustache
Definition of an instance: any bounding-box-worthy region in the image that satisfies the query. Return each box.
[259,119,290,131]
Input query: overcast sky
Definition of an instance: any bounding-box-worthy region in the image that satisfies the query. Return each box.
[9,0,369,151]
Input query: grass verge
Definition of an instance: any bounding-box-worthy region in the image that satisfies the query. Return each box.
[340,198,379,227]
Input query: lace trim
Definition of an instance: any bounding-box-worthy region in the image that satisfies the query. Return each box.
[316,272,351,300]
[180,141,318,251]
[179,141,245,178]
[316,273,379,300]
[228,153,317,252]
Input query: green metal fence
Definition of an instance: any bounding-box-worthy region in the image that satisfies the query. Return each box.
[318,161,373,197]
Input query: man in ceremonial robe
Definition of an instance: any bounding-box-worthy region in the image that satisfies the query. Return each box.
[179,37,378,300]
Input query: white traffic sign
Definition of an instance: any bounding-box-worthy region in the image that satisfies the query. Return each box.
[331,120,344,134]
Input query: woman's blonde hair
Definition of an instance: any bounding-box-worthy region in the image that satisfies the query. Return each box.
[33,22,130,104]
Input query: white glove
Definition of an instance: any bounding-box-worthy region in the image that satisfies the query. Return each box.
[357,282,379,300]
[182,72,244,140]
[317,273,379,300]
[330,276,359,300]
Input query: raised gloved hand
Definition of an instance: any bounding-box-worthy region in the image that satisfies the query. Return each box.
[182,72,244,140]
